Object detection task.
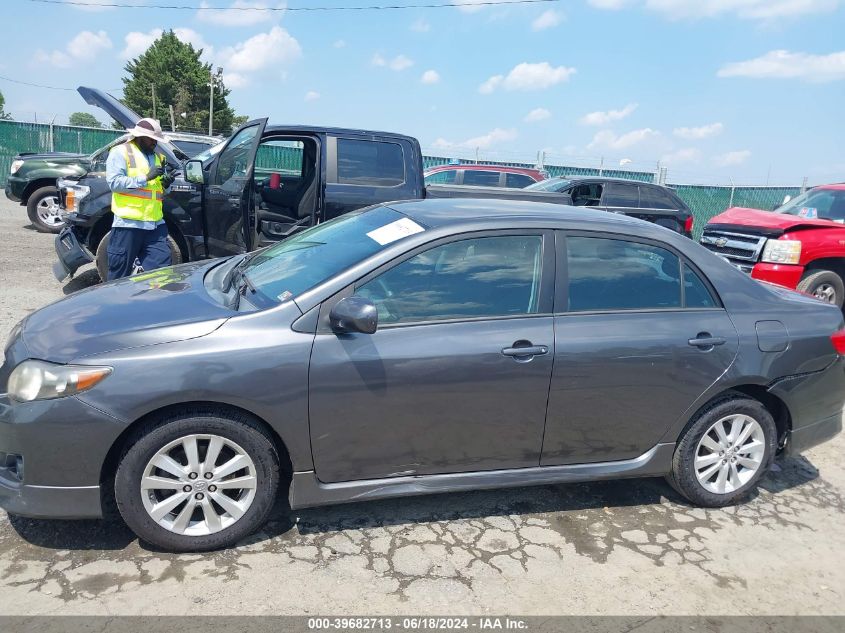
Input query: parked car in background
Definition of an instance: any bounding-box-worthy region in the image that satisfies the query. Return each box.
[5,130,221,233]
[4,199,844,551]
[424,164,547,188]
[701,184,845,307]
[524,176,695,238]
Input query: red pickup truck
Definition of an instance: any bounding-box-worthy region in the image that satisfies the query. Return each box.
[701,184,845,307]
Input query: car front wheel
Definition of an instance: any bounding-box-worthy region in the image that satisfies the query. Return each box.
[796,269,845,308]
[26,186,64,233]
[115,412,280,551]
[668,395,776,507]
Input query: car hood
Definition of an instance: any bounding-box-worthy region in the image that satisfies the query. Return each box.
[22,261,233,363]
[708,206,843,233]
[17,152,89,165]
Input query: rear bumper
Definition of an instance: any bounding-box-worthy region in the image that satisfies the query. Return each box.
[751,263,804,290]
[786,412,843,456]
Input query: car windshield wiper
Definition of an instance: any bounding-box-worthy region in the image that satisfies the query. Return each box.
[222,253,254,292]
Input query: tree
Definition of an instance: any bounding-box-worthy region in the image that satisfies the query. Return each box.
[69,112,102,128]
[122,30,236,135]
[0,89,12,120]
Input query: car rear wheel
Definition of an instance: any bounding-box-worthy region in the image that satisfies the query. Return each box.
[26,186,64,234]
[667,395,776,507]
[95,229,183,281]
[797,269,845,308]
[114,412,280,552]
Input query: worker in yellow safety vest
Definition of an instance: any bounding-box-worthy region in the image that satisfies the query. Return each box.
[104,118,173,280]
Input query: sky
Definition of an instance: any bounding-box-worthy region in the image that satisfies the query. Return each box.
[1,0,843,185]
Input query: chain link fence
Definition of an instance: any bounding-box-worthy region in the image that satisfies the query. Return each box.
[1,120,807,239]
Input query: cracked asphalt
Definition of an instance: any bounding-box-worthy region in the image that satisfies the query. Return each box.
[1,198,844,615]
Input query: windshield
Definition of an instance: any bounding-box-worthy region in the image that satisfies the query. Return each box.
[777,189,845,222]
[525,178,570,192]
[241,206,425,303]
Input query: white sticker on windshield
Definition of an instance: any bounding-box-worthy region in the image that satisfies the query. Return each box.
[366,218,425,245]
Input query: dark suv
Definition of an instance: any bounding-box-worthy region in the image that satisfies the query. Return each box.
[526,177,694,237]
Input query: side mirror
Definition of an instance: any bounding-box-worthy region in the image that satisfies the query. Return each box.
[185,159,205,185]
[329,296,378,334]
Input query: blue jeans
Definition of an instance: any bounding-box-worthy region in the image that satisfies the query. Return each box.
[107,224,172,281]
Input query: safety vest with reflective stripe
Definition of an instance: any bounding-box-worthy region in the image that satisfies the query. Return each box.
[111,141,165,223]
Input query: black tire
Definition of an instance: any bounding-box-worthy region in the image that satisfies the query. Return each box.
[95,228,183,282]
[26,186,63,233]
[115,410,281,552]
[796,269,845,308]
[667,394,777,507]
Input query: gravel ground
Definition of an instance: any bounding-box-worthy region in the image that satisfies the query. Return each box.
[0,197,844,616]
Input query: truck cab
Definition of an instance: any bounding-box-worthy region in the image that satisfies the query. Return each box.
[701,184,845,307]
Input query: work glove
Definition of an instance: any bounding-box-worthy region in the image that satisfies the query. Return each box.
[162,173,175,189]
[145,165,164,181]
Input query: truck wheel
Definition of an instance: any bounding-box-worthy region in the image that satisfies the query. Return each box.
[26,186,64,234]
[667,394,776,508]
[114,411,280,552]
[797,270,845,308]
[95,230,183,281]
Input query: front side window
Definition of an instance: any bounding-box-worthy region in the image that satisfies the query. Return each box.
[567,236,681,311]
[425,169,457,185]
[337,139,404,186]
[214,124,261,188]
[356,235,544,324]
[569,183,603,207]
[462,170,501,187]
[602,183,640,208]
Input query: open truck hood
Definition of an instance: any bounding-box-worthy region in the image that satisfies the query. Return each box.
[77,86,182,166]
[707,206,845,235]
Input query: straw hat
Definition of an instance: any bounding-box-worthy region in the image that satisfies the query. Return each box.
[127,117,166,143]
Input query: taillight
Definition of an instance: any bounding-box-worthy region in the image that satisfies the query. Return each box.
[831,329,845,354]
[684,215,694,234]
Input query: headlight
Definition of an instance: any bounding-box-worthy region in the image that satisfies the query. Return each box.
[57,181,90,213]
[10,160,23,175]
[761,239,802,265]
[8,360,111,403]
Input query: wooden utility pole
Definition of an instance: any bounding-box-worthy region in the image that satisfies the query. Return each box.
[151,84,157,120]
[208,69,214,136]
[169,105,176,131]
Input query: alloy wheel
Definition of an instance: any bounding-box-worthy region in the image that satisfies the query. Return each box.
[813,283,837,304]
[36,196,63,227]
[694,414,766,495]
[141,434,258,536]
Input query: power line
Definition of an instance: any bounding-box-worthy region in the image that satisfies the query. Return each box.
[29,0,560,11]
[0,74,122,92]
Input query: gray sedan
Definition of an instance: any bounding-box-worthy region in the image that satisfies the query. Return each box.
[1,199,843,551]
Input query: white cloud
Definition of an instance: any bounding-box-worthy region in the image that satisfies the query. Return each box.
[333,39,346,48]
[479,61,576,93]
[454,0,488,13]
[411,19,431,32]
[197,1,285,27]
[421,70,440,84]
[219,26,301,75]
[304,90,320,101]
[223,72,249,88]
[714,150,752,167]
[580,103,638,126]
[36,30,112,68]
[588,128,659,150]
[718,49,845,83]
[645,0,838,20]
[532,9,564,30]
[673,122,724,140]
[432,128,518,150]
[372,53,414,71]
[661,147,701,165]
[588,0,630,8]
[524,107,551,122]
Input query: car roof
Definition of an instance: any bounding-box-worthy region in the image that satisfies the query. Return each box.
[815,184,845,191]
[264,124,418,144]
[425,164,542,173]
[388,197,647,231]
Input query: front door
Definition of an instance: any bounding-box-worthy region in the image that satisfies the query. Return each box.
[541,233,739,465]
[309,231,556,483]
[204,118,267,257]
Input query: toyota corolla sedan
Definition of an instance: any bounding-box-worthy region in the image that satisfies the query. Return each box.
[1,199,843,552]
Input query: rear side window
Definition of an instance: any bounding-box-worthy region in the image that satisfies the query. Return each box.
[463,170,501,187]
[683,264,717,308]
[425,169,457,185]
[640,186,677,210]
[566,237,681,311]
[337,139,405,186]
[602,183,640,208]
[505,173,535,188]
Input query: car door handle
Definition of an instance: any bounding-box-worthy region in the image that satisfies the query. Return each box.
[501,345,549,357]
[688,335,726,348]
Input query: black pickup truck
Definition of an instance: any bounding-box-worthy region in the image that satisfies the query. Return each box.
[55,88,691,282]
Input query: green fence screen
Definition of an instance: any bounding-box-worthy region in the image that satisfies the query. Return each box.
[1,120,805,239]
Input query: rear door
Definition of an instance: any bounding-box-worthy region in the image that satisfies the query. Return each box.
[204,118,267,256]
[541,232,738,465]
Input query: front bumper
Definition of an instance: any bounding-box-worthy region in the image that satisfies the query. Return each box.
[0,393,125,519]
[53,226,94,281]
[751,263,804,290]
[4,183,21,203]
[4,176,25,203]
